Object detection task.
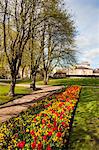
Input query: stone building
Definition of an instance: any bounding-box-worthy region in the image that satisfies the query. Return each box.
[93,68,99,76]
[53,62,98,77]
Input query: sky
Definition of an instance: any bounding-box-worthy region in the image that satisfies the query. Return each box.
[64,0,99,68]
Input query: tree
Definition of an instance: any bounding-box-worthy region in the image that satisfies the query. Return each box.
[20,47,30,79]
[40,0,76,84]
[0,0,32,96]
[0,35,10,78]
[26,0,45,90]
[0,0,77,94]
[28,39,42,90]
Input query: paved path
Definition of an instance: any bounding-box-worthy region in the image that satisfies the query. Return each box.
[0,85,64,123]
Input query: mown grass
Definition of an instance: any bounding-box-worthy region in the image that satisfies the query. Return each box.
[37,78,99,86]
[0,79,31,84]
[22,78,99,86]
[1,78,99,86]
[69,87,99,150]
[0,78,99,105]
[0,85,32,105]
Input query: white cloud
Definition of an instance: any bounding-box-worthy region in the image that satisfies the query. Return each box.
[64,0,99,68]
[79,48,99,66]
[75,32,99,50]
[75,35,90,49]
[85,48,99,59]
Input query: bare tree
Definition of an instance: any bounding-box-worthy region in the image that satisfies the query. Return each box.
[0,0,77,93]
[0,0,32,96]
[27,0,45,90]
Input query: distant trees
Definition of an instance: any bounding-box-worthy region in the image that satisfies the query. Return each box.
[0,0,76,96]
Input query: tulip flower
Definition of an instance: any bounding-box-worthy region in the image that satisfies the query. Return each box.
[17,141,25,149]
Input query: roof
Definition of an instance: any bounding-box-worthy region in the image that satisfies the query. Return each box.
[54,72,66,74]
[93,69,99,73]
[76,66,93,70]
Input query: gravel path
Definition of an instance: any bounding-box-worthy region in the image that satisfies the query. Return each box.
[0,85,64,123]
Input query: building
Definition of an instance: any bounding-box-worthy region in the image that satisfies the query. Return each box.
[93,68,99,76]
[69,62,93,75]
[53,62,99,77]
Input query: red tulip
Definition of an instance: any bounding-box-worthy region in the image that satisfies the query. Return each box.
[30,130,35,136]
[60,111,64,115]
[59,127,62,131]
[54,121,57,127]
[56,132,62,138]
[34,136,37,141]
[44,105,48,108]
[67,106,71,111]
[58,103,63,107]
[66,98,70,102]
[47,124,52,128]
[51,110,55,113]
[17,141,25,149]
[43,135,47,140]
[44,114,47,117]
[61,121,66,127]
[55,112,59,117]
[52,127,58,131]
[48,103,51,106]
[31,142,36,149]
[48,131,52,136]
[42,119,46,124]
[60,115,63,119]
[38,142,43,150]
[34,118,36,122]
[46,144,52,150]
[72,106,74,110]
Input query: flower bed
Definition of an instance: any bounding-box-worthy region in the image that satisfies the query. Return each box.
[0,86,81,150]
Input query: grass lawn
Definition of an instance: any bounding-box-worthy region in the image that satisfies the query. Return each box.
[0,78,99,86]
[0,78,99,105]
[0,79,31,84]
[0,85,32,105]
[69,87,99,150]
[41,78,99,86]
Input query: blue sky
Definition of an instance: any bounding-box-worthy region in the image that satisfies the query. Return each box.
[64,0,99,68]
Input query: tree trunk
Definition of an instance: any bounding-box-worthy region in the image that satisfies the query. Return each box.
[30,72,36,90]
[9,75,16,97]
[43,70,49,85]
[21,66,25,79]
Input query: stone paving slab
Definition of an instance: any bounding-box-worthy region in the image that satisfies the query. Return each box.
[0,85,64,123]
